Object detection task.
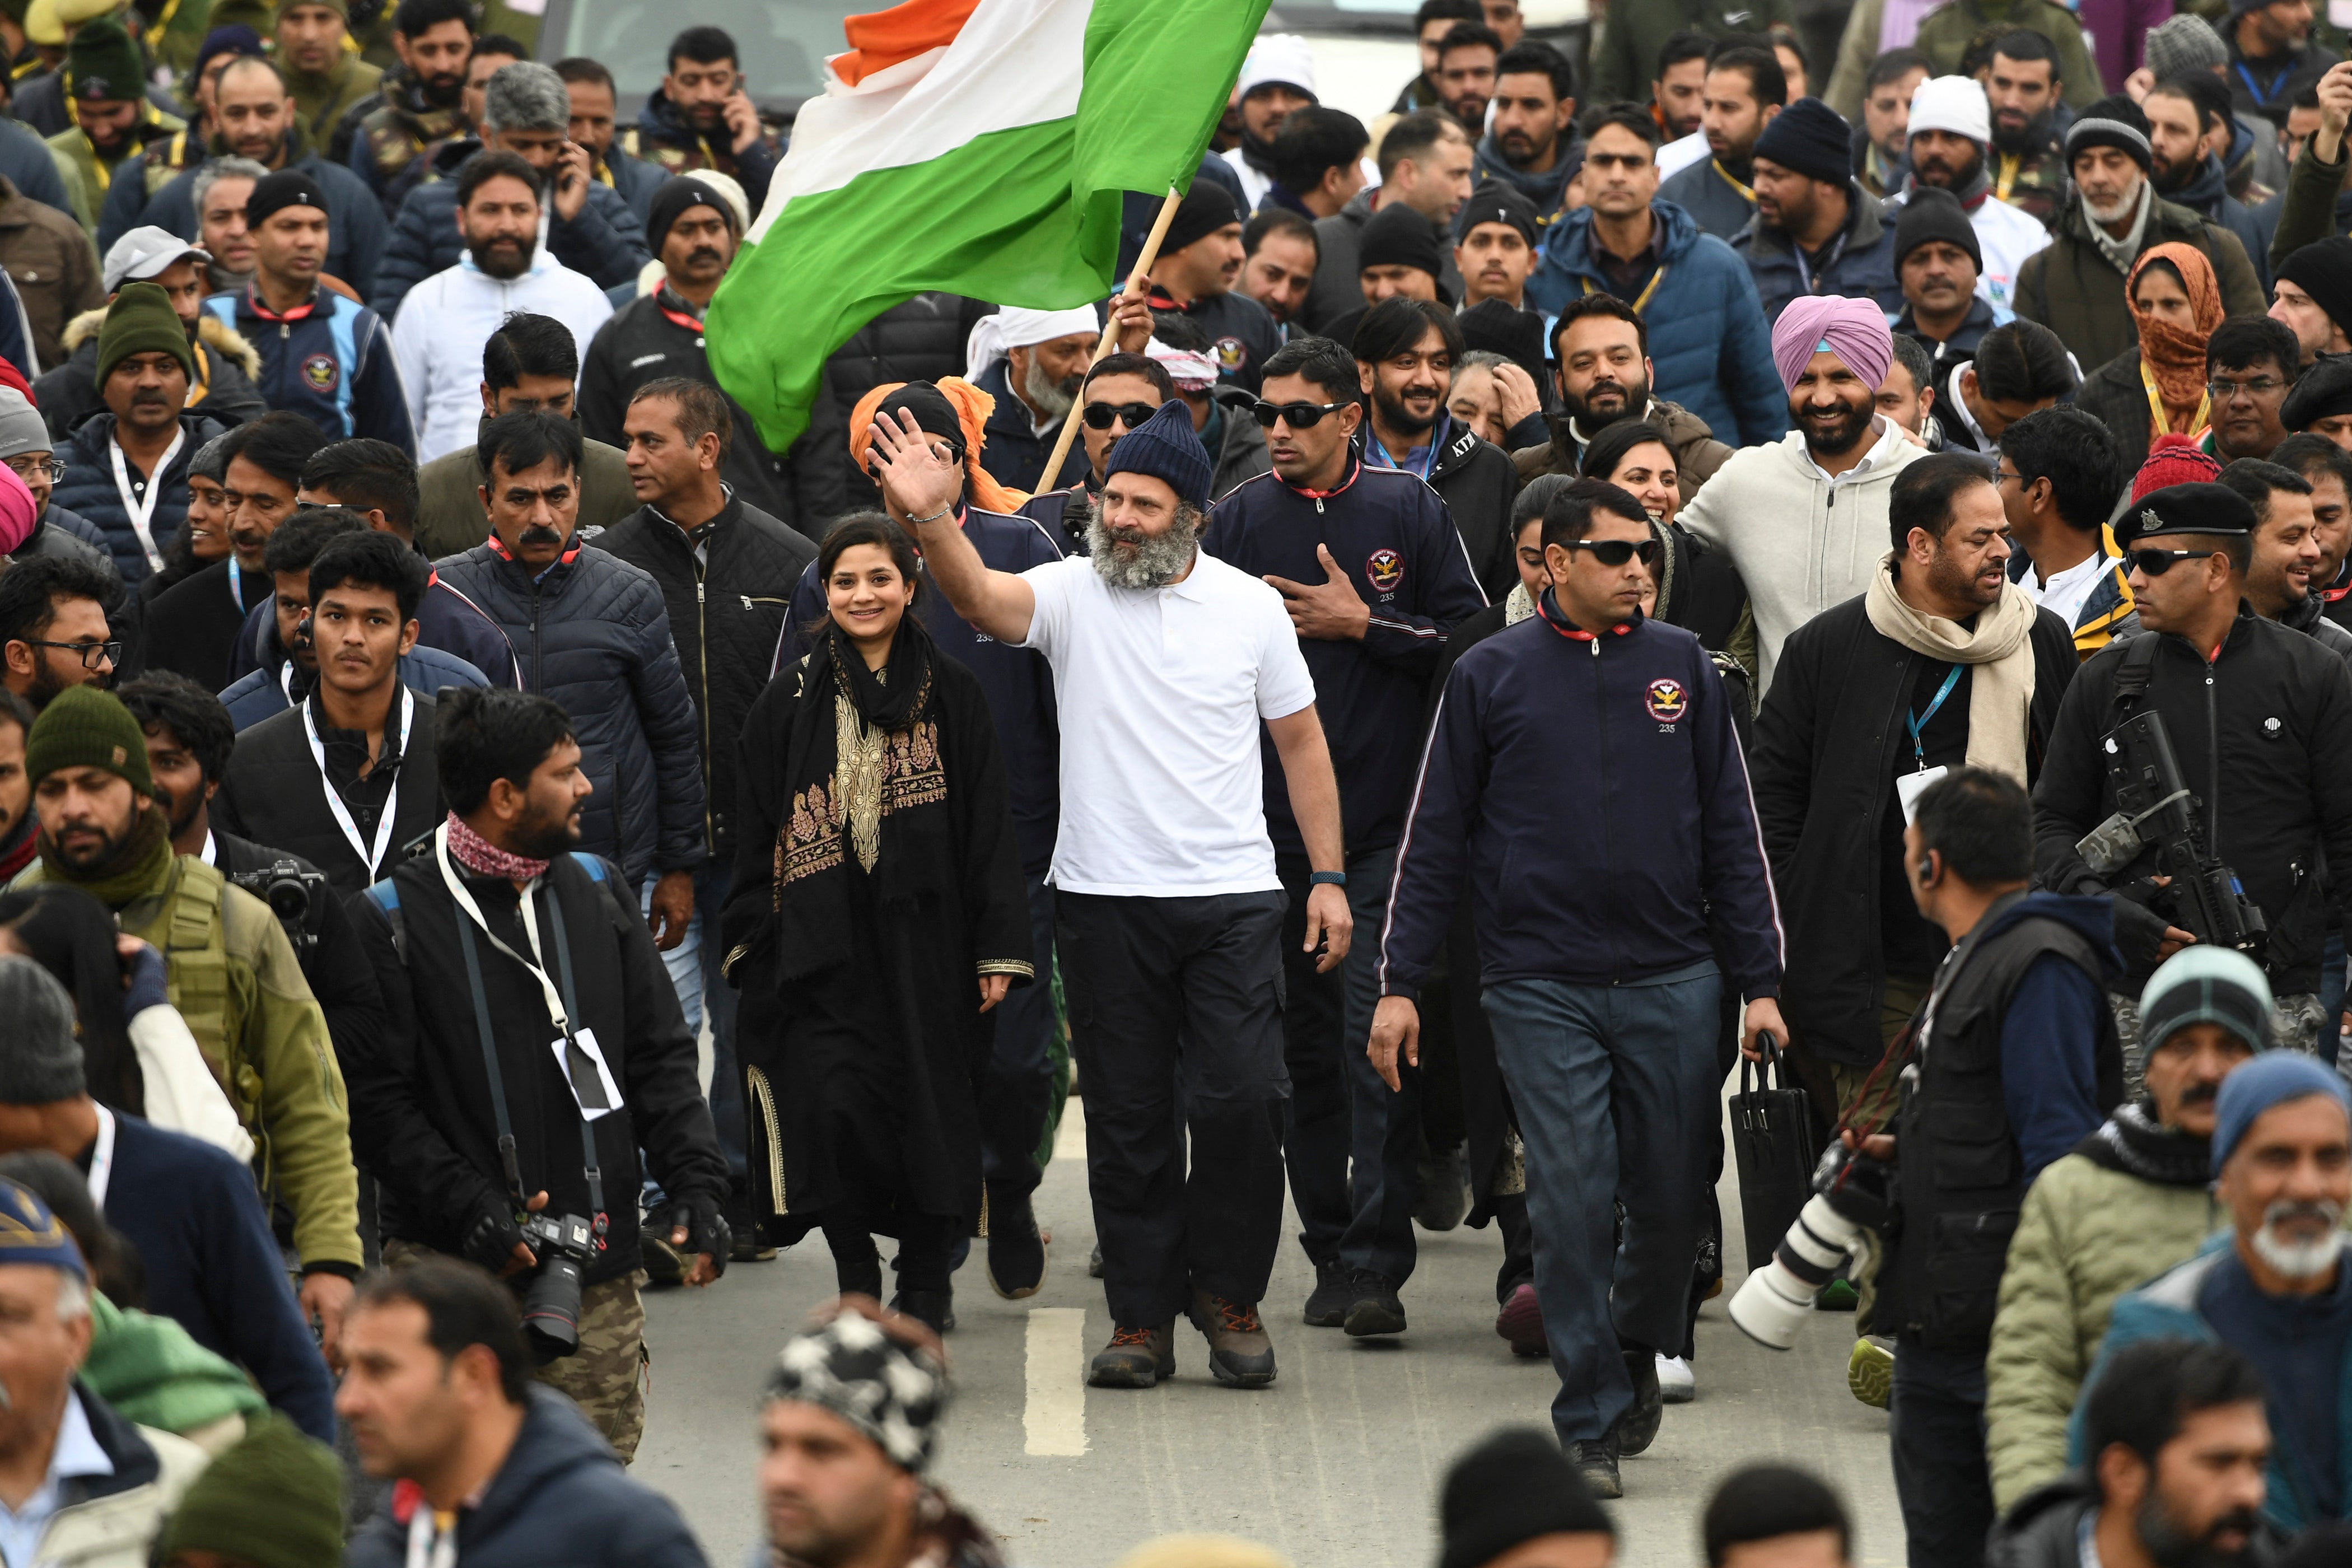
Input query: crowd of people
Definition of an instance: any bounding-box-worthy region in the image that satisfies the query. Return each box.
[0,0,2339,1563]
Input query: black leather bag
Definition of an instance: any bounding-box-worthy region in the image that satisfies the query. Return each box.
[1730,1038,1824,1275]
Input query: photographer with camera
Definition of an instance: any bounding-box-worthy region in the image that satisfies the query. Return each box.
[2032,481,2352,1058]
[348,685,729,1464]
[1734,767,2119,1568]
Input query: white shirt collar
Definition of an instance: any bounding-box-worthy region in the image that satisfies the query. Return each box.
[198,829,216,867]
[1800,416,1904,487]
[2032,548,2115,630]
[1952,372,1994,450]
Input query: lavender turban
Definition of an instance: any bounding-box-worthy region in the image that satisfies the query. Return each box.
[1771,295,1895,393]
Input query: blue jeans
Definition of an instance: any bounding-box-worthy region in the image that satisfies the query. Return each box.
[642,866,744,1182]
[1482,963,1723,1444]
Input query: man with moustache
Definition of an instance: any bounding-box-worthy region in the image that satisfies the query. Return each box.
[1981,31,2070,227]
[1895,76,2051,312]
[0,688,34,881]
[193,158,265,297]
[1351,300,1518,596]
[1658,45,1786,240]
[968,306,1099,497]
[1145,181,1282,394]
[2142,77,2271,292]
[0,557,119,711]
[337,0,472,221]
[1513,293,1742,488]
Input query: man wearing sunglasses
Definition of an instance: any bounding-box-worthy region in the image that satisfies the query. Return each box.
[1370,477,1785,1497]
[1014,352,1173,552]
[0,555,120,712]
[2034,481,2352,1061]
[1205,333,1487,1346]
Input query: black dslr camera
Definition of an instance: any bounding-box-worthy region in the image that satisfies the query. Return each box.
[225,860,327,955]
[517,1210,598,1360]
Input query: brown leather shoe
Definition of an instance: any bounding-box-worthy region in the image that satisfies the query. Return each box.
[1188,1290,1277,1388]
[1087,1323,1174,1388]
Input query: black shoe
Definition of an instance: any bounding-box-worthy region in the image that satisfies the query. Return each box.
[1565,1436,1622,1499]
[1188,1290,1276,1388]
[1088,1242,1103,1278]
[890,1289,955,1334]
[1302,1256,1351,1327]
[1088,1323,1174,1388]
[1341,1270,1407,1337]
[1413,1144,1472,1231]
[985,1185,1047,1299]
[725,1192,777,1263]
[1613,1348,1663,1456]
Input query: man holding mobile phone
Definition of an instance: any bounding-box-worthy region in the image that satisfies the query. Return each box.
[623,27,777,212]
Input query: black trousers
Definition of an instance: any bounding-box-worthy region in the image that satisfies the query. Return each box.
[1891,1334,1996,1568]
[1057,889,1289,1327]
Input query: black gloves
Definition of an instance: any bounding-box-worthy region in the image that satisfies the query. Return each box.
[463,1202,528,1275]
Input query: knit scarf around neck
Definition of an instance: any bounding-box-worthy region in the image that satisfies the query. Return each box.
[2090,180,2154,276]
[2075,1099,2213,1187]
[39,802,172,908]
[445,812,549,883]
[1862,551,2039,783]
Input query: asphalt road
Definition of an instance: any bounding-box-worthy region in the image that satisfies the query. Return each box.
[634,1094,1905,1568]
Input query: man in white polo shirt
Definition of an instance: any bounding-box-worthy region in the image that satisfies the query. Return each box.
[871,397,1350,1395]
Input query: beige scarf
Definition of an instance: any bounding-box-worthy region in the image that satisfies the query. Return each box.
[1862,550,2039,785]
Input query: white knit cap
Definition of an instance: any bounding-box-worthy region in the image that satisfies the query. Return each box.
[963,306,1102,384]
[1235,33,1316,102]
[1907,75,1991,147]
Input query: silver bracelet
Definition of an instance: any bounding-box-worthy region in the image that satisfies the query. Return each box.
[908,503,955,525]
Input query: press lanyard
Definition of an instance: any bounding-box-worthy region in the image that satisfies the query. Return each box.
[405,1507,458,1568]
[86,1104,115,1209]
[436,823,571,1037]
[1580,267,1667,313]
[1711,158,1754,203]
[1908,664,1963,771]
[2141,361,2210,438]
[226,556,242,610]
[304,685,410,880]
[1995,152,2021,204]
[110,429,183,574]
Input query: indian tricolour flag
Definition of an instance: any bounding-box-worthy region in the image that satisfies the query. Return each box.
[707,0,1270,454]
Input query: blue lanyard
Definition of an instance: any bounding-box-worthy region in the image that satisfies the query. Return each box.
[227,555,242,610]
[1908,664,1963,771]
[1369,435,1435,482]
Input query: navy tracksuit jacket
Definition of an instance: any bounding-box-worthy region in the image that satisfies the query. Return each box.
[203,286,414,454]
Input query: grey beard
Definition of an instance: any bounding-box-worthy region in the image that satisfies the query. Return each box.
[1023,357,1078,424]
[1086,499,1201,590]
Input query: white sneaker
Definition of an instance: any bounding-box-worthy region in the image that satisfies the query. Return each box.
[1656,1354,1695,1404]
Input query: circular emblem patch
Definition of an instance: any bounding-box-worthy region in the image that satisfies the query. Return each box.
[1645,678,1687,722]
[301,353,340,393]
[1365,548,1404,591]
[1214,335,1247,372]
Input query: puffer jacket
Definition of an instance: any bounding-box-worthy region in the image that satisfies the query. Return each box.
[52,411,231,584]
[2014,188,2267,371]
[34,307,265,444]
[1527,199,1788,450]
[813,292,995,512]
[1985,1118,2222,1513]
[1509,398,1736,498]
[11,507,115,573]
[1733,185,1905,322]
[596,493,816,862]
[371,138,651,321]
[433,540,706,883]
[110,141,389,302]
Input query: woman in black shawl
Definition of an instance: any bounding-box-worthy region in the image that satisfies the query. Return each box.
[722,514,1032,1331]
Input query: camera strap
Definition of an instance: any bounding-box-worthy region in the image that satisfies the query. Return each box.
[304,684,412,881]
[441,829,608,1235]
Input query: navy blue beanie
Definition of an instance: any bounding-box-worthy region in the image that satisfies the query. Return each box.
[1103,399,1213,510]
[2212,1053,2351,1177]
[1754,97,1856,190]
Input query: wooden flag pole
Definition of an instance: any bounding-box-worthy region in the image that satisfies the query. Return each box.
[1037,183,1184,489]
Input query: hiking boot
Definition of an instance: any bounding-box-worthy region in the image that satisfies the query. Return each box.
[1342,1270,1407,1337]
[985,1184,1047,1299]
[1495,1282,1547,1358]
[1656,1355,1695,1404]
[1088,1323,1174,1388]
[1302,1256,1352,1327]
[1413,1144,1472,1231]
[1565,1436,1622,1499]
[889,1289,954,1336]
[1188,1290,1277,1388]
[1613,1348,1663,1456]
[1848,1336,1895,1410]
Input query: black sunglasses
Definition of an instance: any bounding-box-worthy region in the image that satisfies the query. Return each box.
[1250,398,1352,429]
[2128,547,2211,577]
[1556,538,1661,567]
[1081,400,1157,430]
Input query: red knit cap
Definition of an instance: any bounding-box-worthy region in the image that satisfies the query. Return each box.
[2130,433,2223,503]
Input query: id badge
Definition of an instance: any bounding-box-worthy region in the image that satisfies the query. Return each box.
[549,1026,622,1121]
[2334,0,2352,28]
[1896,765,1949,826]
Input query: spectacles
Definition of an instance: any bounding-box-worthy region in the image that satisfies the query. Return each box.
[1250,399,1353,429]
[1082,401,1157,430]
[2,456,62,482]
[21,638,121,669]
[1556,538,1661,567]
[2206,377,2286,400]
[2127,547,2210,577]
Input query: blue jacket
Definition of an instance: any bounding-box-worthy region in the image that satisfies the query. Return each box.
[52,412,230,585]
[114,148,389,302]
[220,576,517,691]
[435,540,705,883]
[219,642,488,731]
[346,1385,707,1568]
[371,139,651,321]
[1733,185,1906,323]
[1527,199,1788,449]
[2075,1238,2352,1533]
[1377,600,1784,1001]
[1201,459,1489,859]
[202,286,413,452]
[100,1109,337,1442]
[1656,156,1756,241]
[777,503,1066,875]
